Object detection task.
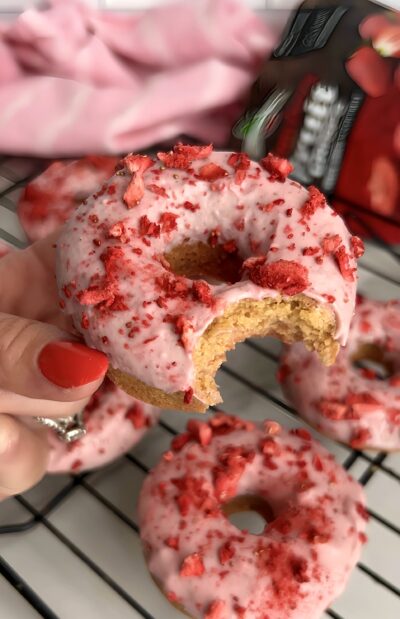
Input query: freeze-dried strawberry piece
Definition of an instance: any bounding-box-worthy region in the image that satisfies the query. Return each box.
[335,245,355,281]
[205,600,226,619]
[77,285,114,306]
[182,200,200,212]
[350,429,372,449]
[146,184,168,198]
[290,428,312,441]
[276,364,290,383]
[192,280,213,306]
[196,163,228,182]
[175,143,213,159]
[356,501,369,521]
[123,154,153,208]
[245,258,309,296]
[180,553,205,577]
[125,404,147,429]
[213,446,255,501]
[139,215,161,238]
[184,387,194,404]
[108,221,126,239]
[317,399,348,420]
[187,419,212,446]
[156,273,189,299]
[258,198,285,212]
[302,246,319,256]
[260,153,293,182]
[165,536,179,550]
[171,432,191,452]
[124,174,144,208]
[228,152,251,184]
[351,235,365,258]
[218,541,235,565]
[389,375,400,387]
[157,150,191,169]
[301,185,326,219]
[222,239,237,254]
[159,212,178,233]
[322,234,341,255]
[123,154,154,176]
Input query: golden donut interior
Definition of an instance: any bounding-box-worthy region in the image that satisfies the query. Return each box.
[109,242,339,413]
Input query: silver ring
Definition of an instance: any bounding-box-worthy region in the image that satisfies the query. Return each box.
[35,411,87,443]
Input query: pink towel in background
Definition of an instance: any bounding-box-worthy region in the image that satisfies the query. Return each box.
[0,0,278,157]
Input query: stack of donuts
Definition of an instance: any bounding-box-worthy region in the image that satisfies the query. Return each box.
[20,144,381,618]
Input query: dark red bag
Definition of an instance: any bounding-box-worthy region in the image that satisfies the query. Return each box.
[232,0,400,242]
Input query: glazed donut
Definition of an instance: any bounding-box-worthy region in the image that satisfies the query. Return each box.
[138,413,367,619]
[280,297,400,451]
[18,156,118,241]
[47,379,160,473]
[57,145,363,412]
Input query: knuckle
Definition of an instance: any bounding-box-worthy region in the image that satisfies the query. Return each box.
[0,316,42,380]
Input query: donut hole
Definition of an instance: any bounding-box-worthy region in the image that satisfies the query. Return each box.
[352,343,393,380]
[223,495,274,535]
[164,241,242,284]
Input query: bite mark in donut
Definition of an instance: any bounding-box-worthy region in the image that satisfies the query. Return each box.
[57,146,362,412]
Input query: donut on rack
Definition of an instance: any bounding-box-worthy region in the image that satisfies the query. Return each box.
[47,378,160,473]
[18,156,118,241]
[280,296,400,451]
[57,145,363,412]
[138,413,367,619]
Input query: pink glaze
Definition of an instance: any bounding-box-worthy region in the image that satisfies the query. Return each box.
[0,240,12,258]
[280,297,400,451]
[57,146,361,406]
[18,156,118,241]
[138,414,367,619]
[47,379,159,473]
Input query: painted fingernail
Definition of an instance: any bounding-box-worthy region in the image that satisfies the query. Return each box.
[38,341,108,389]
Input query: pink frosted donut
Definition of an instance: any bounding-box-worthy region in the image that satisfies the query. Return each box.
[138,413,367,619]
[18,156,118,241]
[57,145,362,412]
[280,297,400,451]
[47,379,159,473]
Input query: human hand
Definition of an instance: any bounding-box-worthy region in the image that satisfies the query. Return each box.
[0,234,108,500]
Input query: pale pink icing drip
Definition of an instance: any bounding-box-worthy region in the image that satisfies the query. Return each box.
[47,381,159,473]
[281,298,400,451]
[57,149,359,403]
[18,157,117,242]
[138,415,367,619]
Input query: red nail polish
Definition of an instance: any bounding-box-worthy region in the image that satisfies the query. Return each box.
[38,341,108,389]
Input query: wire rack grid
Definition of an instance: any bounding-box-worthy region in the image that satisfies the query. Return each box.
[0,156,399,619]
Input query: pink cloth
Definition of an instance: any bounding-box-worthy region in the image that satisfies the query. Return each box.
[0,0,277,157]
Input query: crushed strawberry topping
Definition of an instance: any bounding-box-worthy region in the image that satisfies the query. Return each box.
[139,215,161,238]
[335,245,356,281]
[180,553,205,577]
[159,212,178,233]
[322,234,341,255]
[157,143,212,170]
[260,153,293,182]
[196,163,228,182]
[350,235,365,258]
[205,600,226,619]
[192,280,214,306]
[146,184,168,198]
[123,154,153,208]
[244,258,309,296]
[213,445,255,501]
[301,185,326,220]
[227,152,251,185]
[125,404,147,429]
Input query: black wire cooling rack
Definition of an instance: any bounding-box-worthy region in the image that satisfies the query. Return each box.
[0,157,399,619]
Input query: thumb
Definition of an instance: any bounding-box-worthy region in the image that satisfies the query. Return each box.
[0,313,108,402]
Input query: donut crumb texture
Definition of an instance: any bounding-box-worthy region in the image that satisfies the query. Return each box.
[109,294,338,412]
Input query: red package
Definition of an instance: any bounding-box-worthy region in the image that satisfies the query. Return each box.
[232,0,400,243]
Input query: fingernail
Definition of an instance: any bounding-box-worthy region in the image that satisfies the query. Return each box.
[38,341,108,389]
